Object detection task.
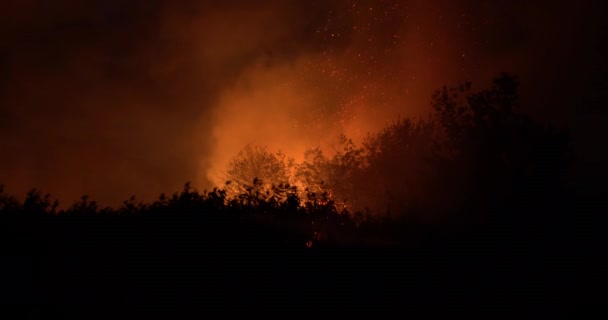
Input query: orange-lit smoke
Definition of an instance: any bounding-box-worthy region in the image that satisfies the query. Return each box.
[203,0,488,186]
[0,0,602,207]
[202,0,602,190]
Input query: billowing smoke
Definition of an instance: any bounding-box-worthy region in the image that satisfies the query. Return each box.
[0,0,605,207]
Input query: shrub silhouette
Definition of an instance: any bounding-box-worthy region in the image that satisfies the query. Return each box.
[0,74,578,310]
[430,73,570,221]
[224,144,294,197]
[1,73,571,226]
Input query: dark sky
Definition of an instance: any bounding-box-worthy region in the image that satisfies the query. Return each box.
[1,0,606,206]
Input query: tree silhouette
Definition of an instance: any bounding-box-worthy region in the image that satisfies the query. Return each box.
[0,185,20,214]
[359,118,440,216]
[294,136,366,209]
[224,144,294,197]
[431,73,570,218]
[0,73,579,311]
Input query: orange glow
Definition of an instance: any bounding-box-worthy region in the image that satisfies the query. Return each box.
[0,0,593,207]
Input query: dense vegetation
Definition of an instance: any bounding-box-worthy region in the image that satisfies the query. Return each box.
[1,74,596,313]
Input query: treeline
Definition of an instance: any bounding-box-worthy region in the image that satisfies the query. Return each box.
[0,74,586,312]
[224,73,572,221]
[1,73,574,246]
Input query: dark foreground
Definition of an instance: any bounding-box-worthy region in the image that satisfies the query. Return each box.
[2,74,600,315]
[1,198,602,316]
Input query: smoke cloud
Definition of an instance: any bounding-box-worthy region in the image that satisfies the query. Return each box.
[0,0,605,206]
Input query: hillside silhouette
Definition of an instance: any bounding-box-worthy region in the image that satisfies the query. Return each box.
[1,74,597,314]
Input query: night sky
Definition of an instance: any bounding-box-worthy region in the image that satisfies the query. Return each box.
[1,0,605,206]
